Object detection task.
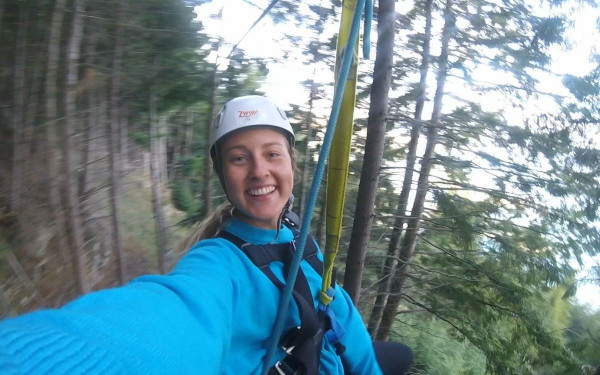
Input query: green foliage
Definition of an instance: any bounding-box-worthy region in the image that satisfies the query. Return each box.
[129,130,151,149]
[171,181,200,214]
[221,56,269,100]
[394,314,487,375]
[565,305,600,372]
[176,155,205,179]
[119,172,187,267]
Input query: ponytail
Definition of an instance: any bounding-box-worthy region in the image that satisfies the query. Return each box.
[180,202,235,251]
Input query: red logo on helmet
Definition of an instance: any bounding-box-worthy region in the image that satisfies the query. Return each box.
[238,110,259,118]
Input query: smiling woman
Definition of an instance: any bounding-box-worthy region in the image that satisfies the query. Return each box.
[0,95,412,375]
[220,128,294,229]
[209,95,296,230]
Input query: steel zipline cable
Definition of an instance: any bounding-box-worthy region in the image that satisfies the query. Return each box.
[227,0,280,58]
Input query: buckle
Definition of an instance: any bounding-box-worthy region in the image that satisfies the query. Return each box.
[274,361,289,375]
[274,358,301,375]
[281,326,300,354]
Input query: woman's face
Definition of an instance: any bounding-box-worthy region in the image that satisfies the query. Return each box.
[220,127,294,229]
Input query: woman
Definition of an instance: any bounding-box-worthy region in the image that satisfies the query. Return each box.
[0,96,411,374]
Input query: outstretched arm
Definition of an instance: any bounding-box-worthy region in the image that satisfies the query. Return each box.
[0,242,236,375]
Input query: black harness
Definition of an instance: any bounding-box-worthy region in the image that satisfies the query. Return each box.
[219,214,345,375]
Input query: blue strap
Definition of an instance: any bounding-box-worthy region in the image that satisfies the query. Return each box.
[324,307,346,345]
[318,287,346,345]
[261,1,371,373]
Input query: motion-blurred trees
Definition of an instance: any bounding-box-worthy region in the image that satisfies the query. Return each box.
[345,0,600,372]
[0,0,268,310]
[0,0,599,373]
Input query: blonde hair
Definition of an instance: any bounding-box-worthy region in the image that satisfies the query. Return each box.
[180,202,235,250]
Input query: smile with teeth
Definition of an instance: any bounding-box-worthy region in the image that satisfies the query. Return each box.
[248,186,276,196]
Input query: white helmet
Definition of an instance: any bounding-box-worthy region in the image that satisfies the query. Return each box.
[210,95,295,159]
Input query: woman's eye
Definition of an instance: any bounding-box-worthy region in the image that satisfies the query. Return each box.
[269,152,280,158]
[230,155,247,163]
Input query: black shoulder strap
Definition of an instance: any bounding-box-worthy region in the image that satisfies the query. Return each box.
[219,230,324,276]
[219,230,324,374]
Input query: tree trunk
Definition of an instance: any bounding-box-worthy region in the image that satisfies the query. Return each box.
[108,1,126,285]
[203,65,218,215]
[316,184,327,250]
[169,118,180,181]
[150,56,167,274]
[120,101,129,167]
[10,4,28,213]
[64,0,89,294]
[79,26,98,199]
[0,0,5,50]
[5,250,45,307]
[368,0,433,336]
[86,85,108,195]
[159,115,168,185]
[45,0,71,269]
[24,40,45,175]
[376,0,455,341]
[299,79,316,219]
[343,0,396,304]
[184,109,194,159]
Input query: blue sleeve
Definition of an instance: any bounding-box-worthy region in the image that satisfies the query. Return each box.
[310,238,381,375]
[332,285,383,375]
[0,241,237,375]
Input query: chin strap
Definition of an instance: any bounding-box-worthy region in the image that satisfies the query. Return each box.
[271,195,297,243]
[282,195,300,229]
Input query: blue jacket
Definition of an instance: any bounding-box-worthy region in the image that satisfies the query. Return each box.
[0,219,382,374]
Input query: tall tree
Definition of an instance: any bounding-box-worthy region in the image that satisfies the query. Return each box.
[377,0,455,341]
[108,0,127,284]
[343,0,397,303]
[45,0,71,269]
[64,0,89,294]
[368,0,433,336]
[0,0,5,44]
[298,79,317,219]
[10,2,28,213]
[356,0,600,371]
[149,56,168,274]
[203,64,218,215]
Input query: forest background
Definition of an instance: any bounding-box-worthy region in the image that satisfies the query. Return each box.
[0,0,599,373]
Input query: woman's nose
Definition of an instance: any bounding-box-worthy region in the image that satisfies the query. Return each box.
[250,158,269,179]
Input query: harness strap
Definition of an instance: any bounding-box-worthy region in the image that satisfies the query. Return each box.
[219,231,323,374]
[224,235,323,274]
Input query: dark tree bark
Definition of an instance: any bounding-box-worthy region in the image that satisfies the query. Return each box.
[168,117,180,181]
[10,4,28,212]
[23,37,45,175]
[203,65,218,215]
[299,79,317,220]
[376,0,455,341]
[368,0,433,336]
[0,0,6,59]
[159,116,168,185]
[343,0,396,303]
[120,100,129,168]
[108,1,127,284]
[45,0,71,268]
[316,178,327,250]
[64,0,89,294]
[150,56,167,274]
[79,22,98,200]
[184,109,194,159]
